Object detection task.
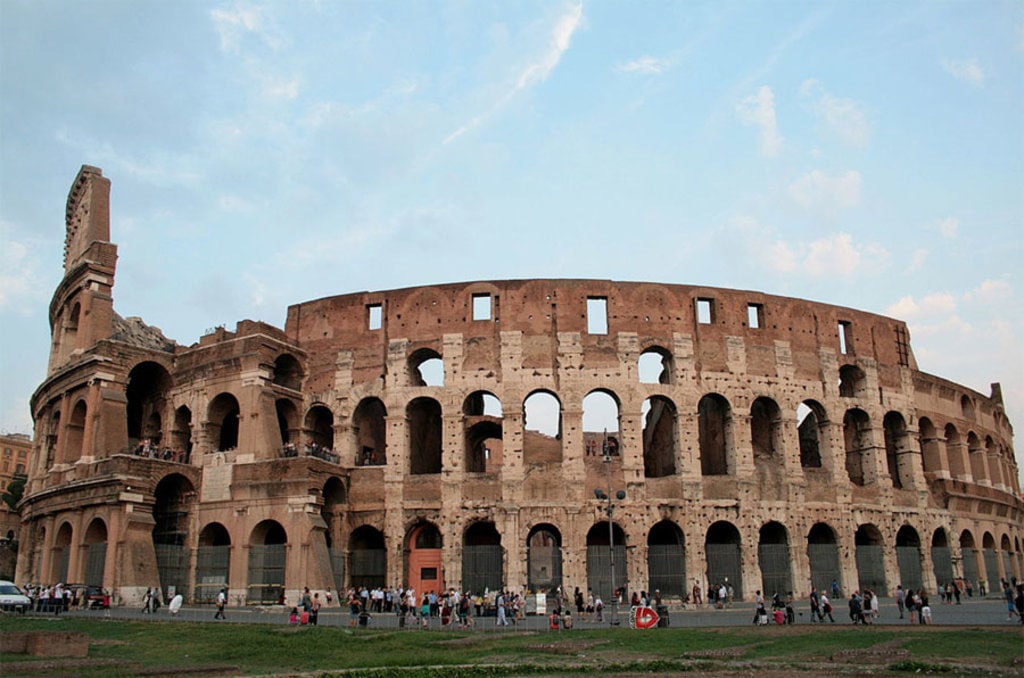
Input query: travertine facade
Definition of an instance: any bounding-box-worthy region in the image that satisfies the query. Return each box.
[16,166,1023,607]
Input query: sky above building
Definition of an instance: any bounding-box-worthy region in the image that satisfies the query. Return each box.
[1,1,1021,477]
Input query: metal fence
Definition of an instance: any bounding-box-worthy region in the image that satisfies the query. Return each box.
[349,548,386,589]
[84,543,106,587]
[705,543,742,600]
[154,543,190,599]
[983,548,1000,588]
[328,548,346,593]
[463,545,503,594]
[247,544,286,604]
[807,543,842,594]
[586,545,626,599]
[758,543,793,596]
[930,546,953,588]
[896,546,923,591]
[647,544,686,597]
[855,544,887,593]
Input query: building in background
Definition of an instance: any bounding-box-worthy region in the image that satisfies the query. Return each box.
[15,166,1023,607]
[0,432,30,541]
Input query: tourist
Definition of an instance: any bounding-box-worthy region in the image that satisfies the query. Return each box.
[895,585,905,619]
[214,587,227,619]
[819,592,835,622]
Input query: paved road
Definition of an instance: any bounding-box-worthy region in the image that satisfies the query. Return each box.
[30,595,1023,630]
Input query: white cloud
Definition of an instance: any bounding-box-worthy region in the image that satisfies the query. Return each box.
[616,56,675,75]
[964,279,1012,304]
[803,232,888,278]
[0,222,49,314]
[801,80,869,147]
[736,86,783,157]
[788,170,861,212]
[886,292,957,320]
[907,248,928,273]
[941,58,985,86]
[445,2,584,144]
[937,216,959,239]
[210,3,282,54]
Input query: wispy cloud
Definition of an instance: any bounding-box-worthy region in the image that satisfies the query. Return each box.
[210,2,283,54]
[941,57,985,86]
[0,221,51,314]
[964,279,1012,304]
[444,2,584,144]
[736,86,783,157]
[616,56,675,75]
[936,216,959,239]
[801,79,869,147]
[788,169,861,212]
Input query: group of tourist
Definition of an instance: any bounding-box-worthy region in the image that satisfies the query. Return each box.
[131,440,189,464]
[280,441,339,463]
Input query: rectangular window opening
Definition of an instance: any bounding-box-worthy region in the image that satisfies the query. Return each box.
[587,297,608,335]
[747,303,764,329]
[838,321,852,355]
[367,304,383,331]
[696,298,714,325]
[472,293,492,321]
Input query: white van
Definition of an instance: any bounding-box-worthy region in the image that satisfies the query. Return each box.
[0,580,31,613]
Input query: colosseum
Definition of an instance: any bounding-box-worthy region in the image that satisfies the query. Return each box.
[15,165,1023,609]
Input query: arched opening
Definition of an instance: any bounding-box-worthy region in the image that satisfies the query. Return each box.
[967,432,987,484]
[247,520,287,604]
[83,518,108,587]
[883,411,910,489]
[404,522,440,595]
[275,399,299,448]
[698,394,731,476]
[272,354,303,391]
[854,524,887,594]
[705,521,742,600]
[304,405,334,452]
[65,400,88,463]
[642,396,677,477]
[986,437,1003,488]
[960,530,980,592]
[586,521,627,603]
[207,393,240,452]
[638,346,673,385]
[126,361,172,449]
[527,524,562,594]
[409,348,444,387]
[752,397,784,497]
[931,528,954,589]
[51,522,73,585]
[153,474,195,601]
[407,397,442,474]
[895,525,923,592]
[45,410,60,469]
[918,417,942,476]
[843,408,871,486]
[945,424,966,479]
[1000,534,1014,583]
[982,532,999,590]
[807,523,841,594]
[758,521,792,597]
[353,397,387,466]
[838,364,866,398]
[583,390,621,458]
[797,401,826,469]
[349,525,386,590]
[463,522,502,595]
[523,391,562,463]
[463,392,503,473]
[322,477,347,592]
[960,394,975,420]
[195,523,231,604]
[647,520,685,597]
[171,406,192,462]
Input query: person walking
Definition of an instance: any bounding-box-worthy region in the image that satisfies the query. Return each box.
[214,588,227,619]
[896,585,905,619]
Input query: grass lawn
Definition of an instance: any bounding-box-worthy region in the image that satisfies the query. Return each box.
[1,616,1021,677]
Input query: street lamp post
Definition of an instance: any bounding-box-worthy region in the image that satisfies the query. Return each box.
[594,432,626,627]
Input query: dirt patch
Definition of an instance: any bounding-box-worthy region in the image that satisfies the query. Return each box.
[528,640,607,655]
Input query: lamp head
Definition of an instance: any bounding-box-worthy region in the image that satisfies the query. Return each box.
[594,489,607,500]
[615,489,626,500]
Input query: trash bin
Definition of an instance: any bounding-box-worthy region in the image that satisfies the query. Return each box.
[656,604,670,627]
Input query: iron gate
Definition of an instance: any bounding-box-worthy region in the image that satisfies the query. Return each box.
[1001,551,1013,582]
[855,544,887,592]
[705,543,742,600]
[807,543,841,594]
[57,547,70,585]
[930,546,953,588]
[84,543,106,587]
[328,547,346,592]
[961,549,980,590]
[154,543,190,599]
[195,544,230,603]
[463,545,503,594]
[527,543,562,593]
[586,544,626,600]
[896,546,922,591]
[349,548,386,589]
[983,548,1000,588]
[758,543,793,596]
[247,544,286,604]
[647,544,686,597]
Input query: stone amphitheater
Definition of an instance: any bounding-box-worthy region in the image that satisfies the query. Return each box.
[15,166,1022,608]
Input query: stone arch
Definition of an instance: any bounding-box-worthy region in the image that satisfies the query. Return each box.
[126,361,173,448]
[895,525,923,592]
[463,521,502,594]
[407,397,442,474]
[918,417,942,475]
[405,521,441,594]
[463,391,502,473]
[247,520,287,604]
[583,389,621,458]
[960,529,980,590]
[797,401,827,469]
[944,424,966,478]
[758,521,792,596]
[353,397,387,466]
[843,408,871,486]
[647,520,686,597]
[854,523,887,594]
[966,431,986,484]
[171,406,192,461]
[523,390,562,463]
[82,517,108,587]
[642,395,677,477]
[638,346,673,385]
[527,524,563,594]
[698,393,732,476]
[960,394,975,421]
[304,405,334,451]
[807,523,842,594]
[65,399,88,463]
[272,353,303,391]
[586,521,627,603]
[45,409,61,468]
[883,411,910,489]
[321,477,346,593]
[705,521,742,599]
[349,525,386,590]
[195,523,231,603]
[275,399,299,447]
[838,364,866,398]
[51,521,73,585]
[985,436,1003,488]
[207,393,240,452]
[409,348,444,387]
[153,473,196,601]
[930,527,954,588]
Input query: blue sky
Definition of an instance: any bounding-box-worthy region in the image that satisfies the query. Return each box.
[1,1,1022,477]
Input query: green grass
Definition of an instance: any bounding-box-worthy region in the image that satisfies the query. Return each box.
[1,616,1021,677]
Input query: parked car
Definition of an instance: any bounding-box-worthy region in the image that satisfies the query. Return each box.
[0,580,31,613]
[67,584,110,609]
